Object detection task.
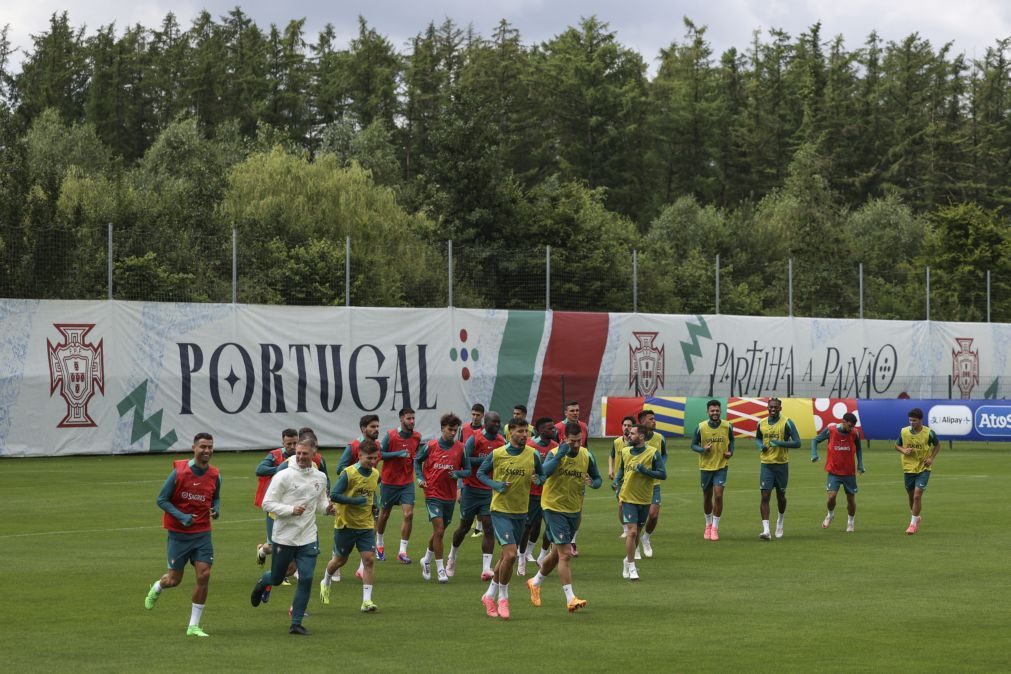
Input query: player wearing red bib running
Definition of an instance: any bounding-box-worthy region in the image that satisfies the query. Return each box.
[811,412,865,532]
[415,413,471,583]
[376,408,422,564]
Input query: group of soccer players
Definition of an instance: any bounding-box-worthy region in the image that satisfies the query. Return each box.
[143,399,940,637]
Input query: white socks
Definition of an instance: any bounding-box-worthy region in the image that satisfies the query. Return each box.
[762,520,771,535]
[189,603,204,627]
[705,514,714,525]
[562,584,575,602]
[712,516,721,528]
[422,548,433,563]
[485,580,498,599]
[532,572,547,587]
[449,545,459,561]
[376,533,385,548]
[363,584,373,601]
[400,539,409,555]
[482,553,493,572]
[499,583,509,600]
[435,559,446,573]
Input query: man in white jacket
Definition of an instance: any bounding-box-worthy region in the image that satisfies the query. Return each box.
[250,435,333,635]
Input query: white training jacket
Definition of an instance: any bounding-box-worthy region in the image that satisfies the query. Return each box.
[261,463,329,547]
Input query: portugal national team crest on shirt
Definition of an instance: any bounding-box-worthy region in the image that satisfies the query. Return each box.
[629,331,665,396]
[952,337,979,399]
[47,324,105,427]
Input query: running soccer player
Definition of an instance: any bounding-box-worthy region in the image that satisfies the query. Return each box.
[611,416,635,538]
[895,407,940,534]
[811,412,864,532]
[755,398,800,540]
[250,436,333,635]
[254,429,298,565]
[460,403,486,443]
[460,403,486,538]
[415,413,470,582]
[336,415,382,580]
[639,409,667,556]
[518,417,557,576]
[554,401,589,447]
[320,439,380,613]
[448,411,505,580]
[376,408,422,564]
[527,422,601,611]
[691,400,735,541]
[477,418,545,619]
[143,433,220,637]
[613,424,666,580]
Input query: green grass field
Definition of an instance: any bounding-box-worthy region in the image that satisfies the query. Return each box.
[4,440,1009,672]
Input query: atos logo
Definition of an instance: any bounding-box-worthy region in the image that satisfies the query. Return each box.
[974,406,1011,437]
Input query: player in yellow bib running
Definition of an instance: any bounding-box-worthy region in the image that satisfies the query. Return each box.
[691,399,735,541]
[755,397,800,540]
[526,422,601,612]
[476,418,545,620]
[613,423,667,580]
[609,416,635,538]
[320,440,380,613]
[894,407,940,534]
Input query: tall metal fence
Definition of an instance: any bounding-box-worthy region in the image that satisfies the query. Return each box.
[1,223,1007,322]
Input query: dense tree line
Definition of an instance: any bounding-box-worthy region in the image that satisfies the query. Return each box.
[1,11,1010,319]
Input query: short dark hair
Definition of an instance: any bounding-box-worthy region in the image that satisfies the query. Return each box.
[533,416,553,430]
[707,399,721,409]
[440,412,462,428]
[637,409,655,422]
[359,439,379,455]
[471,403,486,413]
[842,412,858,424]
[193,432,213,443]
[359,414,380,429]
[565,400,579,409]
[768,397,782,406]
[508,418,529,430]
[513,404,527,415]
[564,422,582,439]
[282,428,298,438]
[399,407,415,417]
[297,426,314,437]
[621,415,636,425]
[634,424,650,436]
[908,408,924,420]
[298,431,316,444]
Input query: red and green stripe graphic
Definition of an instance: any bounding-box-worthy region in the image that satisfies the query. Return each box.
[532,312,610,422]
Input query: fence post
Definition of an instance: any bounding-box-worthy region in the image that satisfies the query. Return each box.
[107,223,113,300]
[859,262,864,319]
[715,253,720,314]
[448,239,453,308]
[987,269,991,322]
[345,236,351,307]
[545,245,551,310]
[231,228,237,304]
[632,249,638,313]
[926,266,930,320]
[788,257,793,317]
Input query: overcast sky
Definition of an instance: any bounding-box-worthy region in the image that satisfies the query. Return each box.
[5,0,1011,71]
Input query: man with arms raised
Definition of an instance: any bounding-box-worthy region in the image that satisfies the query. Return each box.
[415,413,471,582]
[143,433,220,637]
[527,422,601,611]
[250,436,333,634]
[477,418,545,620]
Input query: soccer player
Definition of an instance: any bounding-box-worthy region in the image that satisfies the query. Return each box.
[477,418,545,619]
[250,436,333,635]
[894,407,940,534]
[639,409,667,556]
[254,429,298,565]
[460,403,486,443]
[691,400,735,541]
[335,415,382,579]
[448,411,505,580]
[320,439,381,613]
[527,422,602,611]
[554,400,589,447]
[811,412,864,532]
[755,397,800,540]
[143,433,220,637]
[460,403,485,537]
[613,424,666,580]
[376,408,422,563]
[519,417,557,575]
[610,416,635,537]
[415,413,470,582]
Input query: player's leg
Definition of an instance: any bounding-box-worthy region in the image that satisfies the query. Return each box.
[479,513,495,579]
[359,541,377,612]
[824,473,839,528]
[711,484,725,540]
[258,514,274,564]
[252,541,295,606]
[398,500,415,563]
[642,486,661,556]
[775,486,787,538]
[375,490,393,560]
[186,560,212,636]
[759,488,772,539]
[701,470,714,539]
[289,542,319,626]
